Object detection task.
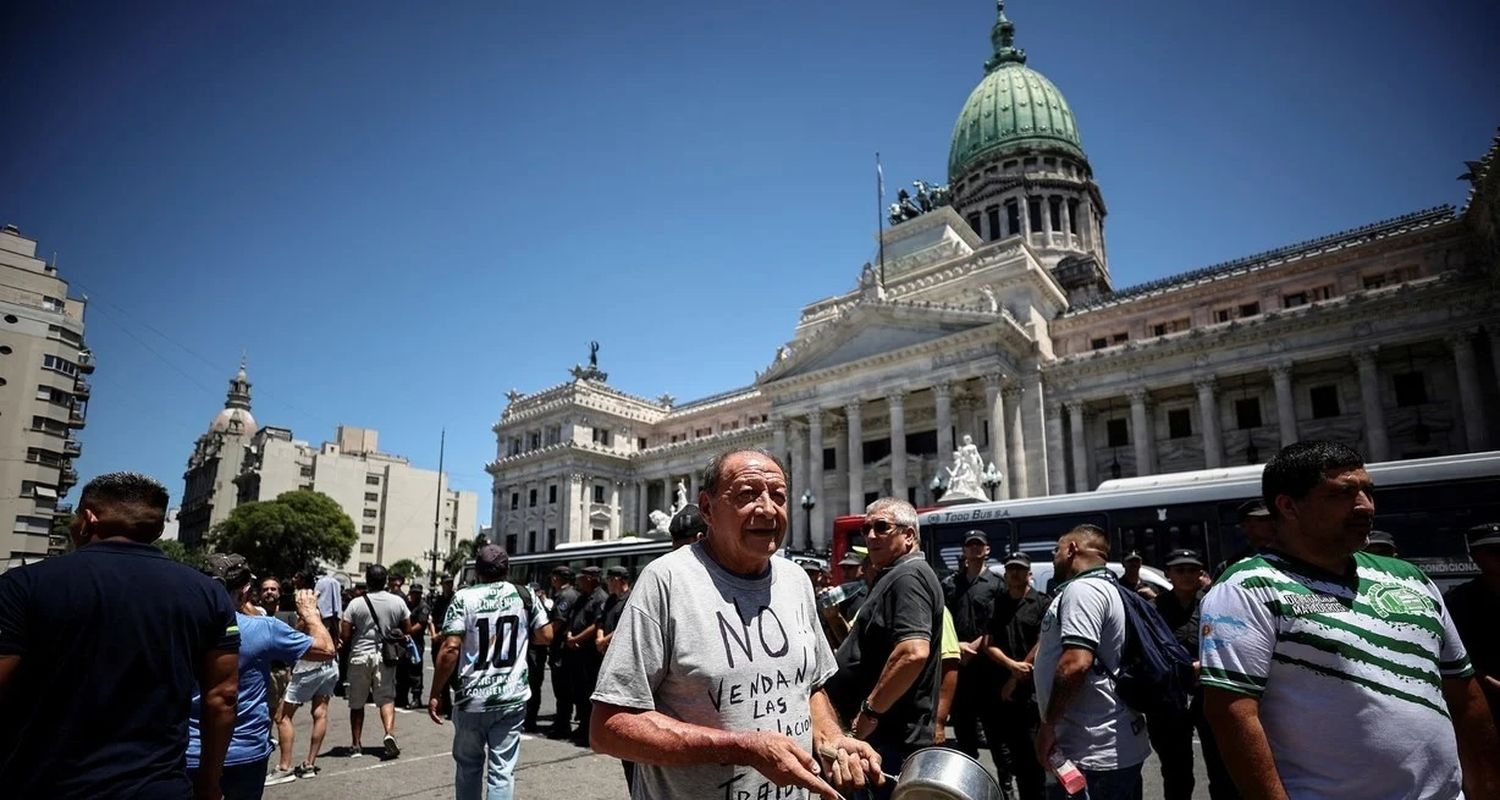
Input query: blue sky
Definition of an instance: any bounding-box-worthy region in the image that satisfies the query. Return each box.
[3,0,1495,529]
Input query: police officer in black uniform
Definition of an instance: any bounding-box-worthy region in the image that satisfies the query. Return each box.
[565,565,608,745]
[545,565,581,740]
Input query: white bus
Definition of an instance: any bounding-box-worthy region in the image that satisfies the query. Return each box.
[456,536,674,589]
[917,451,1500,591]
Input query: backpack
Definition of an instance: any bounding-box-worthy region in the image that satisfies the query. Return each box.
[1101,574,1195,717]
[363,594,409,667]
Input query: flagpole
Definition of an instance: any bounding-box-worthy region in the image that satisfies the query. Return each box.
[876,152,886,289]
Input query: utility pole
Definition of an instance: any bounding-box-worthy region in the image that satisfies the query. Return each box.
[429,428,445,581]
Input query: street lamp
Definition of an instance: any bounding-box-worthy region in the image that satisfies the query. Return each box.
[981,462,1003,500]
[930,472,948,503]
[800,490,816,551]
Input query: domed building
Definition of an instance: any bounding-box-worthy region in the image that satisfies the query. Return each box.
[487,4,1500,565]
[178,360,258,546]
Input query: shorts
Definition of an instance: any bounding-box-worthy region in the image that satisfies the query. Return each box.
[284,661,339,705]
[346,652,397,707]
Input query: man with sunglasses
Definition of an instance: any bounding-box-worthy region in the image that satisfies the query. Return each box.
[591,448,883,799]
[828,498,945,800]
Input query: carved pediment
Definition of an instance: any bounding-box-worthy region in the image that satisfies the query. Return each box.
[759,301,1000,383]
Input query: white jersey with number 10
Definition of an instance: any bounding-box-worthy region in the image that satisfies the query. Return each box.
[441,581,548,713]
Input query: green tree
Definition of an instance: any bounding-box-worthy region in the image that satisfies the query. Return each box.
[156,539,204,568]
[389,558,424,581]
[209,490,356,581]
[443,538,474,577]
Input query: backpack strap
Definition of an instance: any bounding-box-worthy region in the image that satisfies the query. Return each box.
[362,593,386,639]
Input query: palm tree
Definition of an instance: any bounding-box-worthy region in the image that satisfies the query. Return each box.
[443,539,474,577]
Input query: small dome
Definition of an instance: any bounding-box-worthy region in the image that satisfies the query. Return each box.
[947,3,1084,182]
[211,407,258,436]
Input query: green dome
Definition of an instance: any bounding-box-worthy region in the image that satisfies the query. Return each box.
[947,5,1084,182]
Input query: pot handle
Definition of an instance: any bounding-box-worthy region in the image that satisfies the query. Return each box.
[816,745,901,784]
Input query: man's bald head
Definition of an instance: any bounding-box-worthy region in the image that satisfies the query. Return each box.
[76,472,170,543]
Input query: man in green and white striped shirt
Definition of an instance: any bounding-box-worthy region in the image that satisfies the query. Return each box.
[1200,441,1500,799]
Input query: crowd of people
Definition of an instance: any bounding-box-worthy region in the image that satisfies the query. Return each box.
[1,439,1498,800]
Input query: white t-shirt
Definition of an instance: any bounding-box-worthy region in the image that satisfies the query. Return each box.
[591,542,838,800]
[441,581,548,713]
[1201,550,1472,799]
[1034,567,1151,770]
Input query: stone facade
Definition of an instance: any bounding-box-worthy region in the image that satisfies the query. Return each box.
[0,225,91,569]
[489,9,1500,554]
[178,362,258,547]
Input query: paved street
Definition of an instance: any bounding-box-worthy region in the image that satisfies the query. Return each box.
[265,660,1210,799]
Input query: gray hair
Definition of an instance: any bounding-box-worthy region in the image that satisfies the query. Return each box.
[865,497,919,531]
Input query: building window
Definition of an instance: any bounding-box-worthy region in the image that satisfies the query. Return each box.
[694,426,712,438]
[1310,385,1341,419]
[547,529,557,550]
[360,543,375,554]
[510,492,519,510]
[1048,197,1063,232]
[1106,418,1129,448]
[592,427,612,446]
[364,492,378,502]
[1235,398,1262,430]
[906,429,938,456]
[862,438,891,465]
[1004,199,1020,236]
[1111,332,1129,345]
[1393,372,1427,407]
[1090,337,1108,350]
[966,213,982,235]
[637,437,648,450]
[41,355,77,376]
[527,531,537,551]
[361,525,375,535]
[362,508,378,519]
[1363,274,1387,290]
[1028,199,1043,233]
[1151,318,1190,337]
[823,447,837,470]
[1002,159,1018,169]
[1238,301,1261,317]
[592,528,605,541]
[527,432,541,450]
[528,488,538,507]
[1022,157,1037,167]
[592,484,606,504]
[1215,308,1233,323]
[1311,284,1334,301]
[1283,291,1309,308]
[548,484,558,504]
[545,425,561,445]
[985,206,1001,241]
[1167,409,1193,439]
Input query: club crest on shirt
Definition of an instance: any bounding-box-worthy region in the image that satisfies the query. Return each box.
[1366,583,1433,619]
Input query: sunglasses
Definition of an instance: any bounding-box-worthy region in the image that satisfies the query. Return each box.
[861,519,909,536]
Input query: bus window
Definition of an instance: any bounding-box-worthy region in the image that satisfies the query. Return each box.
[1109,505,1217,570]
[1371,479,1500,590]
[1015,515,1107,562]
[925,520,1014,584]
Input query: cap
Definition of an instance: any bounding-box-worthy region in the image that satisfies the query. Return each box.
[1238,499,1271,519]
[1365,530,1397,547]
[580,565,603,578]
[1003,551,1031,569]
[550,564,574,579]
[1123,550,1143,563]
[963,530,988,545]
[838,552,865,567]
[1467,522,1500,550]
[605,565,631,579]
[200,553,253,588]
[408,583,425,593]
[476,544,510,574]
[669,504,708,539]
[1165,549,1204,568]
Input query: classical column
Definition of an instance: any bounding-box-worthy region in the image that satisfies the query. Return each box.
[955,392,977,445]
[934,382,954,461]
[771,415,788,465]
[982,375,1008,487]
[1060,197,1073,241]
[1353,348,1390,462]
[636,480,647,532]
[789,423,808,548]
[1045,402,1067,495]
[609,481,621,538]
[1269,361,1297,448]
[1450,331,1490,451]
[829,416,849,518]
[1018,195,1031,240]
[807,413,826,549]
[1196,376,1224,469]
[1067,402,1088,492]
[887,392,908,502]
[846,401,865,513]
[662,477,673,511]
[688,469,699,502]
[1005,385,1026,499]
[1128,388,1155,475]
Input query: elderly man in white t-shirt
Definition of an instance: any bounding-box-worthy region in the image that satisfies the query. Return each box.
[591,448,884,799]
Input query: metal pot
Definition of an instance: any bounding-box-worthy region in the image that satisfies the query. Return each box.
[888,747,1003,800]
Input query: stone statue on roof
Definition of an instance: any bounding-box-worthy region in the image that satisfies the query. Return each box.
[674,480,689,512]
[648,509,671,535]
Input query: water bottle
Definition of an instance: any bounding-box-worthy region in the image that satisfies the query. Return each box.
[1047,747,1087,796]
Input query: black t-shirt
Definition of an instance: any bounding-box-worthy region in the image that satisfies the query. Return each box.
[987,588,1049,702]
[829,552,944,750]
[0,540,240,799]
[600,590,630,635]
[1152,590,1202,654]
[945,568,1001,642]
[568,587,607,635]
[1445,578,1499,722]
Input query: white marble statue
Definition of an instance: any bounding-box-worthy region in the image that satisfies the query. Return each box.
[941,434,992,504]
[648,509,671,535]
[674,480,689,512]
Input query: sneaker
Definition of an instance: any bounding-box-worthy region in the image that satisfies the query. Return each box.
[294,763,321,779]
[383,734,400,759]
[349,748,364,759]
[264,767,297,786]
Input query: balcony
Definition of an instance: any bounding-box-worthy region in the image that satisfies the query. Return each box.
[75,350,95,374]
[73,378,90,399]
[58,465,78,492]
[62,438,82,457]
[68,408,86,429]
